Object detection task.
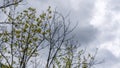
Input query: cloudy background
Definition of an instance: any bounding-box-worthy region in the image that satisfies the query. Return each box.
[26,0,120,68]
[0,0,120,68]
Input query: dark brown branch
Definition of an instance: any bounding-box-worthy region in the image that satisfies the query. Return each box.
[0,0,23,9]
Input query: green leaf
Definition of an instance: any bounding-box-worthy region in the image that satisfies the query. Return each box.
[37,28,41,33]
[28,7,35,11]
[17,35,20,38]
[23,29,27,32]
[36,18,39,22]
[33,37,38,41]
[25,23,29,28]
[46,29,50,33]
[15,30,21,34]
[23,10,28,13]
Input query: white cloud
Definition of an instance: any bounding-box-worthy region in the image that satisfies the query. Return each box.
[70,0,81,10]
[100,38,120,57]
[90,0,120,57]
[89,0,120,67]
[90,0,107,27]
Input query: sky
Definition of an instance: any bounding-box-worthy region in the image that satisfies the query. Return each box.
[0,0,120,68]
[25,0,120,68]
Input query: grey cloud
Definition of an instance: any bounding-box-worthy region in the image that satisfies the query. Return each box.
[98,49,119,62]
[94,49,120,68]
[74,24,98,44]
[51,0,98,44]
[34,0,98,45]
[71,0,98,44]
[108,0,120,12]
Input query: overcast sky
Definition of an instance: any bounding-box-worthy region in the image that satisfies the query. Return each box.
[25,0,120,68]
[0,0,120,68]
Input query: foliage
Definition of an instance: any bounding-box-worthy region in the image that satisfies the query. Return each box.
[0,6,52,68]
[52,40,97,68]
[0,1,99,68]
